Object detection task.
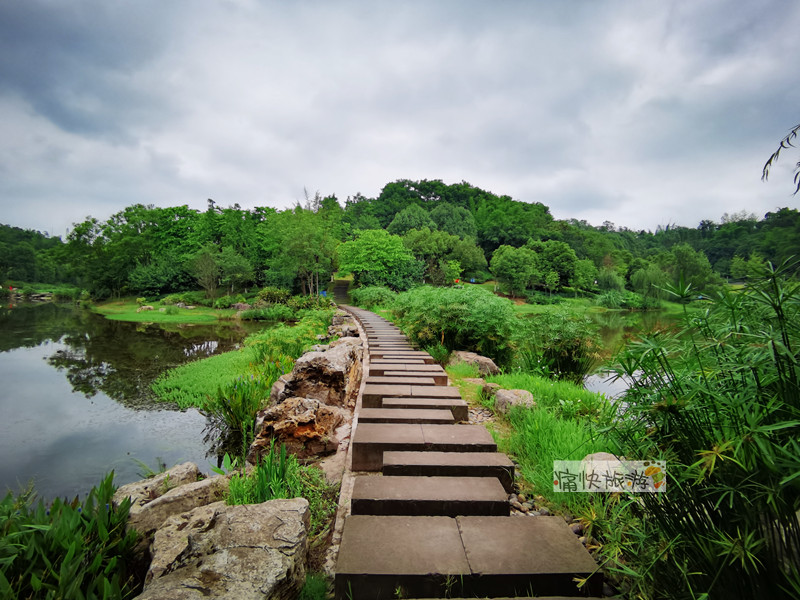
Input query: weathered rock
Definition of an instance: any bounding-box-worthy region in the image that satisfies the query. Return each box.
[494,389,536,414]
[482,382,501,399]
[267,374,292,406]
[137,305,155,312]
[250,397,347,462]
[448,351,500,376]
[339,324,359,337]
[139,498,309,600]
[276,338,362,407]
[232,302,251,311]
[113,462,200,513]
[126,475,228,539]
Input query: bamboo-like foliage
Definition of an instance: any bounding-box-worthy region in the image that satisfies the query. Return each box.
[610,262,800,598]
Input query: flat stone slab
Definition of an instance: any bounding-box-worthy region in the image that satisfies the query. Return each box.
[369,363,445,374]
[382,398,468,422]
[383,451,515,492]
[334,515,601,599]
[458,516,603,596]
[335,516,470,599]
[366,376,437,386]
[371,351,435,364]
[370,358,425,366]
[351,476,509,517]
[384,370,448,385]
[362,383,412,408]
[359,408,455,424]
[412,385,462,399]
[351,424,495,470]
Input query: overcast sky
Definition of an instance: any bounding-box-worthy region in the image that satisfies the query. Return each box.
[1,0,799,238]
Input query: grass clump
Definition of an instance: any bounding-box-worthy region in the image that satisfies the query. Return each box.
[350,285,396,310]
[226,442,338,539]
[0,473,139,600]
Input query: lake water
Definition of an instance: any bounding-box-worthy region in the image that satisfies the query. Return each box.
[0,302,259,501]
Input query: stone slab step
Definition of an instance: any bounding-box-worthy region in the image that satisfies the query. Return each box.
[383,451,515,492]
[370,358,425,365]
[334,515,602,599]
[370,351,435,363]
[382,397,468,422]
[368,363,445,375]
[365,376,438,386]
[351,476,509,517]
[384,370,448,385]
[351,423,496,471]
[359,408,455,424]
[363,383,462,407]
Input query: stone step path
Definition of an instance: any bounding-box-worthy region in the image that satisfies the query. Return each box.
[334,305,602,599]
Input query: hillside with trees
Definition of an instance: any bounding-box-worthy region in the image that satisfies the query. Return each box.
[1,179,798,301]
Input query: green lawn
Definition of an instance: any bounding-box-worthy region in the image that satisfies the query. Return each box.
[94,299,236,323]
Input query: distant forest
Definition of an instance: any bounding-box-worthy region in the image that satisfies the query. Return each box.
[1,179,798,299]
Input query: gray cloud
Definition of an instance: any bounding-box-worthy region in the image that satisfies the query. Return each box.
[0,0,799,238]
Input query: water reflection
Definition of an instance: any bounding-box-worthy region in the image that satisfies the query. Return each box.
[0,303,261,500]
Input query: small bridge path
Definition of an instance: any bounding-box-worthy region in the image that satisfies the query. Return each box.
[332,302,603,599]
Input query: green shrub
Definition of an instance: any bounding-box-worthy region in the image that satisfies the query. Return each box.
[608,265,800,598]
[227,441,338,538]
[393,286,518,366]
[525,290,564,305]
[286,294,332,311]
[239,304,295,322]
[213,294,245,309]
[206,375,274,450]
[422,342,451,366]
[163,305,178,315]
[256,286,291,304]
[350,285,396,310]
[0,473,139,600]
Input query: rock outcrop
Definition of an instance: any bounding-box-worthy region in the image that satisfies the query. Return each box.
[137,498,310,600]
[448,351,500,376]
[249,397,347,461]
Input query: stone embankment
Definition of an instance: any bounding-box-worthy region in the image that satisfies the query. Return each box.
[332,305,604,599]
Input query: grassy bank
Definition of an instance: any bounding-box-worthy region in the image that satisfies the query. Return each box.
[94,298,235,324]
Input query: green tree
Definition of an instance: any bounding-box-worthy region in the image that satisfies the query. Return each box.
[490,245,539,297]
[430,202,477,239]
[387,204,435,236]
[190,246,221,299]
[338,229,423,291]
[572,259,598,291]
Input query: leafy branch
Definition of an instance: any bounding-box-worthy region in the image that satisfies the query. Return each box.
[762,123,800,194]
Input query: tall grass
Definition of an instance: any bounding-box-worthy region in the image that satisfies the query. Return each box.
[226,441,338,539]
[0,473,139,600]
[607,263,800,598]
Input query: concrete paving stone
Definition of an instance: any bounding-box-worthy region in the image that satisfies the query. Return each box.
[383,451,515,492]
[362,383,412,408]
[382,398,469,422]
[351,423,426,470]
[366,376,437,386]
[421,424,497,451]
[351,476,509,517]
[359,408,455,424]
[370,359,425,366]
[384,370,448,385]
[456,516,603,597]
[411,385,462,399]
[334,515,470,599]
[369,363,445,373]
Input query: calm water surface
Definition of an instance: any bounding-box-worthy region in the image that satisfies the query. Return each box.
[0,302,260,500]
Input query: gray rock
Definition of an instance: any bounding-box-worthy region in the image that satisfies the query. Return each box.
[539,506,551,516]
[570,522,584,535]
[126,475,228,539]
[448,351,500,376]
[139,498,309,600]
[277,339,363,407]
[494,389,536,415]
[267,374,292,406]
[113,462,201,513]
[482,382,501,399]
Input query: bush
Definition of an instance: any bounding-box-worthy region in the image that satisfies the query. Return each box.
[393,286,518,366]
[213,294,245,309]
[350,286,396,310]
[0,473,139,600]
[240,304,295,322]
[525,290,563,305]
[256,286,291,304]
[286,295,333,311]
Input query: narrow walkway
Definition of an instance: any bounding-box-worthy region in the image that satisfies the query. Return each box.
[334,306,602,599]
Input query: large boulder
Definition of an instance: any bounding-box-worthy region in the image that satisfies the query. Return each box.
[276,337,363,407]
[113,462,201,514]
[249,397,347,462]
[138,498,309,600]
[125,476,228,539]
[494,388,536,415]
[448,351,500,376]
